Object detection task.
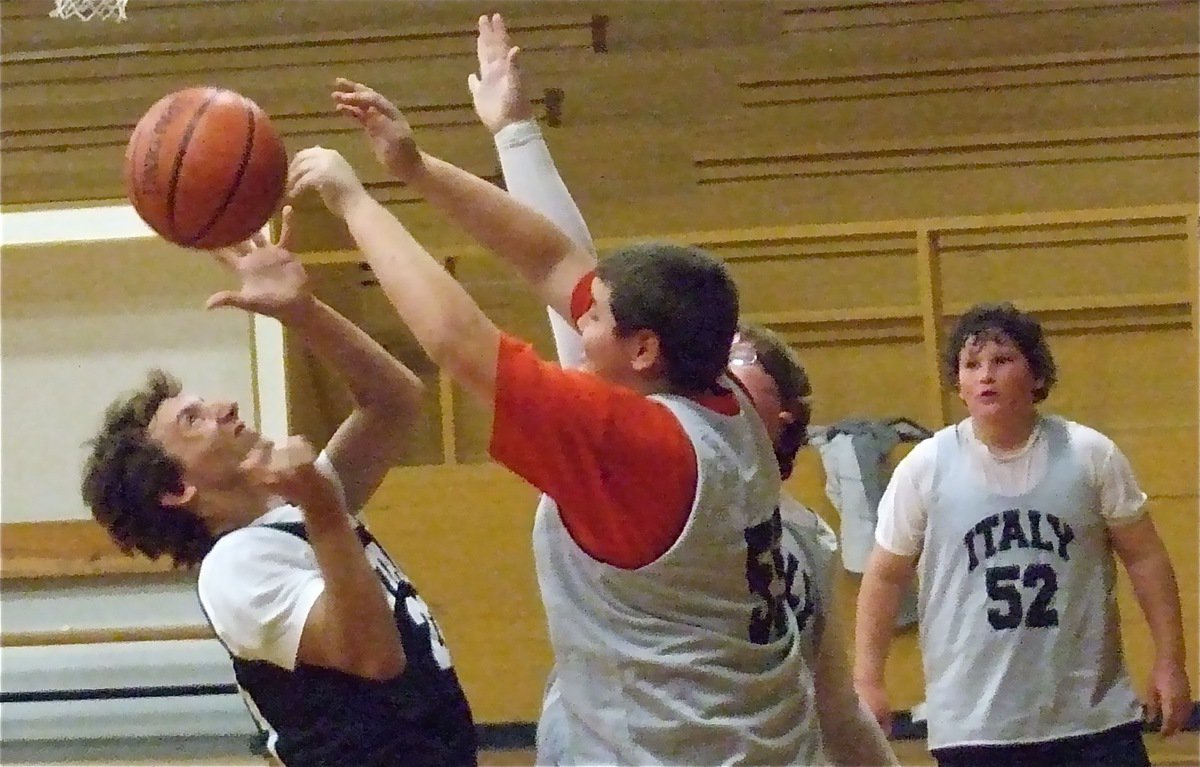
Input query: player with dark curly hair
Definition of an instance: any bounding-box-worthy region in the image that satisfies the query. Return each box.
[82,211,476,767]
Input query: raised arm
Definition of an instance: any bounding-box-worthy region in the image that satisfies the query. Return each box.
[330,78,594,321]
[472,13,593,368]
[205,208,423,511]
[472,14,597,261]
[246,437,405,679]
[288,149,503,406]
[206,224,409,678]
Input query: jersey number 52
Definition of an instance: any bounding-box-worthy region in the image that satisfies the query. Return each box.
[985,562,1060,630]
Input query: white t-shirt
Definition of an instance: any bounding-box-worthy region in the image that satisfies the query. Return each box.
[197,453,347,670]
[876,416,1147,557]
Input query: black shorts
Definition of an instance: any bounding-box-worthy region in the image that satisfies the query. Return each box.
[931,721,1149,767]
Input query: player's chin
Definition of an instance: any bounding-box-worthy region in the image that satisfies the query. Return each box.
[239,434,271,459]
[969,398,1006,416]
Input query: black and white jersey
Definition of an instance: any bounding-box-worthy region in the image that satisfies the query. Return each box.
[197,456,476,767]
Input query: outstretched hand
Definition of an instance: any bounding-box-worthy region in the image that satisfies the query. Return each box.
[205,206,312,321]
[288,146,368,218]
[331,78,422,182]
[468,13,534,134]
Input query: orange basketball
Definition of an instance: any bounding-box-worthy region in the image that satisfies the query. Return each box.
[124,87,288,249]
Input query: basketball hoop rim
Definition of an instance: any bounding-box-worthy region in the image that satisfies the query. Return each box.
[49,0,129,22]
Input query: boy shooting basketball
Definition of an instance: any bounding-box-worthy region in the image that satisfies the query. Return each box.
[82,212,477,767]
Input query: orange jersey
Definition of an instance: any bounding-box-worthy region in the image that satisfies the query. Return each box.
[490,334,740,569]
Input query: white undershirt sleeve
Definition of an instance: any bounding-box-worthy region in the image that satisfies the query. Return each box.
[198,526,324,670]
[1096,439,1148,524]
[547,309,585,369]
[494,119,593,369]
[874,439,937,557]
[196,451,350,669]
[494,120,596,258]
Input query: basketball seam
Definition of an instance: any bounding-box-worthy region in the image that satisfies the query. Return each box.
[187,100,258,248]
[167,92,219,244]
[126,121,150,217]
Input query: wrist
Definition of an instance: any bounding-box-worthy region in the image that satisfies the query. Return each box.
[493,118,543,149]
[385,136,423,183]
[275,293,320,326]
[399,150,436,191]
[336,185,375,221]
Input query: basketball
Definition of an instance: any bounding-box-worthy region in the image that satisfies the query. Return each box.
[124,87,288,249]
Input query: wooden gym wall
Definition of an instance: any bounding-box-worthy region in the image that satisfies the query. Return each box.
[2,0,1197,725]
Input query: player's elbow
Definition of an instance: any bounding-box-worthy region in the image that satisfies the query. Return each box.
[350,645,406,681]
[424,316,500,401]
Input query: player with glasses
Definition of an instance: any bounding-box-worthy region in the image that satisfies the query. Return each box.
[728,323,898,766]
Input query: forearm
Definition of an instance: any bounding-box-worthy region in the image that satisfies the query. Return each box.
[340,189,501,402]
[816,619,899,766]
[282,296,422,421]
[494,120,596,257]
[404,152,589,319]
[304,503,404,678]
[1125,548,1187,666]
[492,121,591,365]
[853,572,907,689]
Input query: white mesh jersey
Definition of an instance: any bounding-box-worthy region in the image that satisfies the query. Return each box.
[778,492,838,667]
[532,382,825,765]
[912,417,1142,748]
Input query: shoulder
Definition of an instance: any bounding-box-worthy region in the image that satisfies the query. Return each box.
[1049,415,1121,469]
[1052,416,1116,451]
[779,493,836,549]
[891,425,947,477]
[197,512,312,605]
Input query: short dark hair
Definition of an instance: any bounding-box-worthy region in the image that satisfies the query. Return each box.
[736,322,813,480]
[81,370,214,568]
[944,302,1057,403]
[596,242,738,394]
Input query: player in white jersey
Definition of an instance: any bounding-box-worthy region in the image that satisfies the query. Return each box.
[82,215,476,766]
[730,324,898,766]
[286,14,822,762]
[853,302,1191,767]
[472,19,893,763]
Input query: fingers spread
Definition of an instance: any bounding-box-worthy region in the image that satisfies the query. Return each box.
[277,205,295,249]
[286,151,318,196]
[333,77,366,94]
[333,89,381,109]
[334,102,367,123]
[205,290,239,311]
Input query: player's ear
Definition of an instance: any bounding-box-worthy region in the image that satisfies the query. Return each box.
[160,483,197,508]
[628,329,661,374]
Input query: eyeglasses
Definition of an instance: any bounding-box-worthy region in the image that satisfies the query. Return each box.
[728,334,759,367]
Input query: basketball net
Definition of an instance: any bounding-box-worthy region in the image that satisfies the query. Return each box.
[49,0,128,22]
